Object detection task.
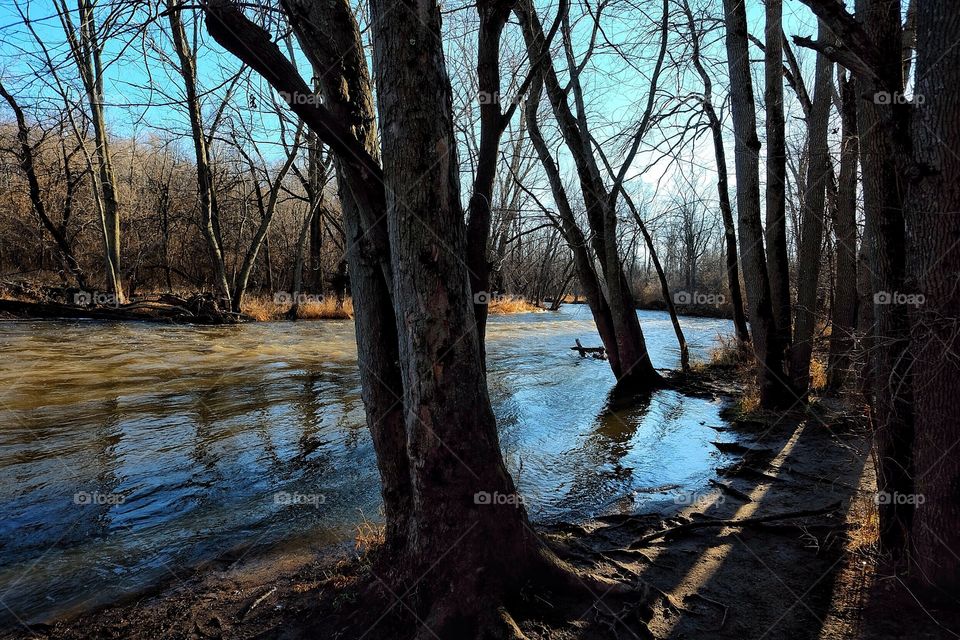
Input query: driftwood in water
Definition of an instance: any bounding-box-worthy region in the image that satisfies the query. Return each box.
[570,338,606,359]
[0,293,246,324]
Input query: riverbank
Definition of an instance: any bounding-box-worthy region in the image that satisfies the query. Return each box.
[5,361,923,640]
[0,291,541,323]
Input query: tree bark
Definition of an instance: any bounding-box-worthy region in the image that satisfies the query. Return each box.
[827,69,859,390]
[906,0,960,591]
[516,0,662,389]
[58,0,123,300]
[465,0,514,364]
[722,0,792,408]
[681,0,749,343]
[763,0,792,347]
[790,23,834,393]
[167,0,232,307]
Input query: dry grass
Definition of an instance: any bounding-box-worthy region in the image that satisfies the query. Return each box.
[296,297,353,320]
[487,295,542,314]
[709,334,751,366]
[354,513,385,557]
[240,295,353,321]
[241,296,278,321]
[809,356,828,392]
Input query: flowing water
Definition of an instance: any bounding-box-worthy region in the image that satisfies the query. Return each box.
[0,306,736,627]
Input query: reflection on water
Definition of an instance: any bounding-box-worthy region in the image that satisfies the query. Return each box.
[0,306,735,626]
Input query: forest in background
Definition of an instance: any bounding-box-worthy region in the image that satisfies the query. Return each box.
[1,0,958,637]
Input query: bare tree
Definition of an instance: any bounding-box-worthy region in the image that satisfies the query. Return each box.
[764,0,792,347]
[680,0,749,342]
[790,22,834,393]
[722,0,792,408]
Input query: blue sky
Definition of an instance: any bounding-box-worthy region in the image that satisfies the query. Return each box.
[0,0,827,208]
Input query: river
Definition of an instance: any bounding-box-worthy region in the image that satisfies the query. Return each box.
[0,306,736,627]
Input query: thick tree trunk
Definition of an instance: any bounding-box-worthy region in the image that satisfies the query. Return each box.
[369,0,572,629]
[906,0,960,591]
[827,70,859,390]
[722,0,792,408]
[853,0,915,561]
[790,25,833,392]
[763,0,792,347]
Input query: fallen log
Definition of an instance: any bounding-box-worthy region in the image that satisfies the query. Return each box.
[570,338,606,359]
[0,295,243,325]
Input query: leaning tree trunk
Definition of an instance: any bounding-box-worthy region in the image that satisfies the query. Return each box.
[827,70,859,390]
[517,0,661,389]
[906,0,960,591]
[790,24,834,393]
[167,0,232,307]
[763,0,793,347]
[722,0,792,408]
[624,194,690,371]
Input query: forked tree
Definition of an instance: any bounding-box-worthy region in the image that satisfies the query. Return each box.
[203,0,632,634]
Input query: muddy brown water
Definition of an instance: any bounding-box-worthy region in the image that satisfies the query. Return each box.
[0,306,737,627]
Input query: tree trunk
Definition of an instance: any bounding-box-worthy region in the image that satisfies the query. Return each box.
[465,0,513,364]
[517,0,661,389]
[906,0,960,591]
[167,0,232,307]
[790,23,833,393]
[60,0,123,300]
[854,0,915,561]
[722,0,792,408]
[827,69,859,390]
[681,0,749,343]
[763,0,792,347]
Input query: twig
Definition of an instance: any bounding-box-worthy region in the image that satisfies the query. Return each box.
[629,502,842,547]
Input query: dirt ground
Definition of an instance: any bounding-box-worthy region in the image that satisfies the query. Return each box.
[5,365,958,640]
